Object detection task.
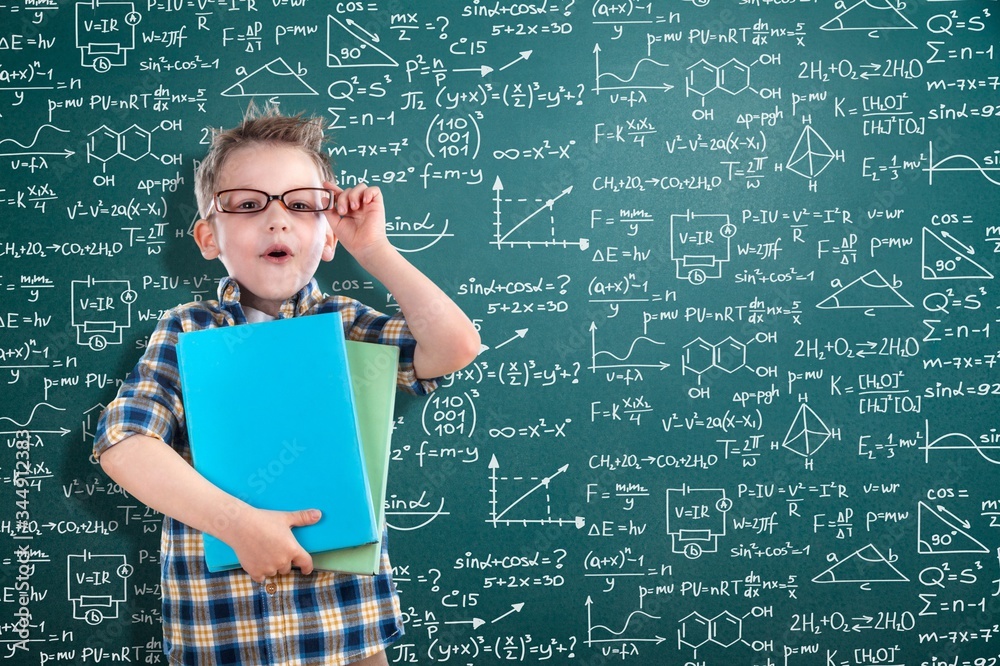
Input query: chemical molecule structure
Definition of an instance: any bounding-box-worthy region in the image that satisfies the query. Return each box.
[680,333,779,398]
[678,606,774,657]
[86,121,183,171]
[682,336,747,377]
[685,56,781,107]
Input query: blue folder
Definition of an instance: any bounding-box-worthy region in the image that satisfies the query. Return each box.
[176,311,378,573]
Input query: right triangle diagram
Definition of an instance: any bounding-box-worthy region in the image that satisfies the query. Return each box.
[327,16,398,67]
[917,502,989,554]
[922,228,994,279]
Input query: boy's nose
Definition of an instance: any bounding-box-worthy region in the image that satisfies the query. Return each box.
[264,206,291,231]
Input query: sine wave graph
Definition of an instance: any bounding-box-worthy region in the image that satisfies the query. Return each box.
[923,420,1000,464]
[925,141,1000,186]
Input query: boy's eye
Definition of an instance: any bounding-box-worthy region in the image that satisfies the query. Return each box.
[285,189,330,211]
[217,190,267,212]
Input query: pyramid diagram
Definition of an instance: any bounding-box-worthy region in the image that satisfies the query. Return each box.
[786,125,836,179]
[221,58,318,97]
[922,228,994,280]
[781,403,833,458]
[917,502,989,554]
[327,16,398,67]
[820,0,917,32]
[816,270,913,310]
[812,544,909,584]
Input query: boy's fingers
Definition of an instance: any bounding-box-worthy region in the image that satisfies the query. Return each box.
[288,508,322,526]
[294,552,315,576]
[327,182,381,216]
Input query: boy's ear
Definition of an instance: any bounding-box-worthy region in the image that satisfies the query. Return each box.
[193,218,221,259]
[322,226,338,262]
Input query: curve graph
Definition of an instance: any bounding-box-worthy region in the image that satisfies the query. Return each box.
[923,420,1000,465]
[585,597,665,646]
[925,141,1000,186]
[594,44,673,93]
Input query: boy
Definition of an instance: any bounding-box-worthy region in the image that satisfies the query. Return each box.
[94,104,481,665]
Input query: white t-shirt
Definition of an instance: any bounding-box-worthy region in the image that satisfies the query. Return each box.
[242,306,276,324]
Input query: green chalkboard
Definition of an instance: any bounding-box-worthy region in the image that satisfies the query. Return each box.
[2,0,1000,663]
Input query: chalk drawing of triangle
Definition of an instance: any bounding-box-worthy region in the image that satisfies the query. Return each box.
[816,269,913,309]
[820,0,917,31]
[327,16,398,68]
[917,501,989,554]
[812,544,909,584]
[781,403,832,457]
[922,228,994,280]
[221,58,318,97]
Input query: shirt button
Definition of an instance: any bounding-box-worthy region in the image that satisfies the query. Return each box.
[265,582,277,594]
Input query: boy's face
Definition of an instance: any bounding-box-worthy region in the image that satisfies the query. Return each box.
[193,144,336,316]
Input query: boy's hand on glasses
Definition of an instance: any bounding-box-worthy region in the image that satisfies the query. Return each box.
[324,181,389,261]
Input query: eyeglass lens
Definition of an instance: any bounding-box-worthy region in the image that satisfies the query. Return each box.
[216,188,332,213]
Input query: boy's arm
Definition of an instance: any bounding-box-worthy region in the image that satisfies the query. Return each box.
[326,183,481,380]
[357,242,479,380]
[100,434,320,582]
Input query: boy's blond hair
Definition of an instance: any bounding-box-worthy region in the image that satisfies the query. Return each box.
[195,102,334,218]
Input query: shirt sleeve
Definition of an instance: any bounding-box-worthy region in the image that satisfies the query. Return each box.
[331,296,440,396]
[93,311,186,460]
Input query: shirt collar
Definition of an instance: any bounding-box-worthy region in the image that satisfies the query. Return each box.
[216,276,324,319]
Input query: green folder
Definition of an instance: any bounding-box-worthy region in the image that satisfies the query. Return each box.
[313,340,399,574]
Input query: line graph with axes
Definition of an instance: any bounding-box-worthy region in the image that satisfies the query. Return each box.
[491,176,588,250]
[487,454,585,528]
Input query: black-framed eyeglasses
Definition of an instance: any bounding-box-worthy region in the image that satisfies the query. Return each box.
[213,188,333,214]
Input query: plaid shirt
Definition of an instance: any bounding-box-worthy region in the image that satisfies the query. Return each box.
[95,277,437,665]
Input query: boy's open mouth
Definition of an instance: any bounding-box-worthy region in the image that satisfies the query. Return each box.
[263,244,292,261]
